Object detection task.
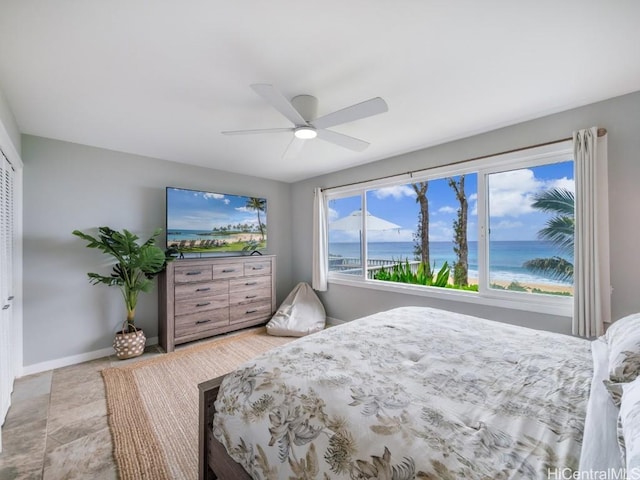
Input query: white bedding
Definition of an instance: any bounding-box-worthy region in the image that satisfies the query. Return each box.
[579,337,623,472]
[213,306,604,479]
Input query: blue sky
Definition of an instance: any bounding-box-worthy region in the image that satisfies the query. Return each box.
[166,187,266,231]
[328,161,574,242]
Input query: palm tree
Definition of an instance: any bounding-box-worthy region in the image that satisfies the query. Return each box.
[245,197,266,241]
[522,188,574,282]
[448,175,468,286]
[411,182,430,274]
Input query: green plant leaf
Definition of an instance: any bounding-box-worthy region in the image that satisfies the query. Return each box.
[433,262,450,287]
[73,226,174,327]
[138,245,167,274]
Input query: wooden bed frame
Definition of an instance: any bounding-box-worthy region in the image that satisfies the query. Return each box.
[198,375,252,480]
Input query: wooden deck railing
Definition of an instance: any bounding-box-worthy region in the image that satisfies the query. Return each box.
[329,257,421,279]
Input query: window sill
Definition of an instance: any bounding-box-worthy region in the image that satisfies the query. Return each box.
[328,275,573,317]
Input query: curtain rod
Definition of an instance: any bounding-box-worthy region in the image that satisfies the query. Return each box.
[321,127,607,192]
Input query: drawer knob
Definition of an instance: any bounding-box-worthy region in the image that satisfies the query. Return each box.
[252,266,264,270]
[196,287,211,292]
[245,294,257,299]
[222,269,236,273]
[185,271,203,276]
[196,302,211,307]
[196,319,212,325]
[246,309,258,314]
[245,281,258,286]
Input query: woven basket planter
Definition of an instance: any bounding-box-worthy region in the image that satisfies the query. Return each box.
[113,327,146,360]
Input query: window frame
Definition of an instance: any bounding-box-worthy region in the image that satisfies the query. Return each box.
[324,141,574,317]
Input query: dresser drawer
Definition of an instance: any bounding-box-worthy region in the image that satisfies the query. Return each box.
[230,300,272,324]
[229,275,271,293]
[229,286,272,305]
[174,280,228,301]
[212,262,243,279]
[243,260,272,276]
[175,294,229,316]
[159,255,276,353]
[175,308,229,338]
[174,265,213,283]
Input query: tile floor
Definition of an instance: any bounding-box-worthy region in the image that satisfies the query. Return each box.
[0,345,165,480]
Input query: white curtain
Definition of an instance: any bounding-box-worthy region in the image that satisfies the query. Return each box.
[573,127,610,337]
[312,187,328,291]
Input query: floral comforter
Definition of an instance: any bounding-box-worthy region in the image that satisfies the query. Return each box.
[213,306,593,479]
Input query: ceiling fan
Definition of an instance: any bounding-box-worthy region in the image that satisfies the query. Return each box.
[222,84,388,158]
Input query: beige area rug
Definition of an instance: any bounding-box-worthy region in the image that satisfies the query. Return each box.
[101,327,294,480]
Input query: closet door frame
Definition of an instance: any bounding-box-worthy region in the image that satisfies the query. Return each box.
[0,129,23,453]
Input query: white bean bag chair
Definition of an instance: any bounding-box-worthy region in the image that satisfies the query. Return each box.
[266,282,326,337]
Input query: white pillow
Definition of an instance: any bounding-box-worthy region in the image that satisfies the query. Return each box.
[606,313,640,383]
[617,376,640,473]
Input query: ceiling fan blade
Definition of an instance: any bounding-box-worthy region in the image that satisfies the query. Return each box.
[282,136,306,159]
[316,129,370,151]
[251,84,307,126]
[222,127,292,135]
[311,97,388,129]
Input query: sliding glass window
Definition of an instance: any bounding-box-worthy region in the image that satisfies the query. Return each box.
[485,161,574,297]
[324,142,575,315]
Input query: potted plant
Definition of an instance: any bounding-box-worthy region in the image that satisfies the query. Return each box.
[72,226,174,359]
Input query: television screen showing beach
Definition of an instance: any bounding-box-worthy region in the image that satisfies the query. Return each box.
[166,187,266,254]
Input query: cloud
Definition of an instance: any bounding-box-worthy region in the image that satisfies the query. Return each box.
[488,169,544,217]
[546,176,575,193]
[327,207,339,220]
[491,220,524,230]
[438,206,456,214]
[468,193,479,217]
[429,220,453,242]
[203,192,225,200]
[372,185,416,200]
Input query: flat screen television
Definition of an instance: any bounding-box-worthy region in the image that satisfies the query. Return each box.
[166,187,267,256]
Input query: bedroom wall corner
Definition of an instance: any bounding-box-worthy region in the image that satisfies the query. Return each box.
[21,135,293,370]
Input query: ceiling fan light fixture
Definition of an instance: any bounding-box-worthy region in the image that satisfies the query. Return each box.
[294,126,317,139]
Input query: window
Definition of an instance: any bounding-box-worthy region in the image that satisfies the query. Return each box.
[328,195,363,276]
[324,142,575,315]
[485,162,574,297]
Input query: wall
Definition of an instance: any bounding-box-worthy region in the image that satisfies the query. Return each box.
[291,91,640,334]
[0,85,20,157]
[22,135,293,368]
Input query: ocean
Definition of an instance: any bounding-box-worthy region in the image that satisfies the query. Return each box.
[329,240,572,286]
[167,229,231,242]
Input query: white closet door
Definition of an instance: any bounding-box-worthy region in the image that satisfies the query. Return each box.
[0,149,15,447]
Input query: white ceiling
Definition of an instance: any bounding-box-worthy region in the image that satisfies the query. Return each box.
[1,1,639,183]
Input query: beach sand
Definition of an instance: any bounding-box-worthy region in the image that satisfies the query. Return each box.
[227,233,264,243]
[168,233,264,248]
[467,277,573,295]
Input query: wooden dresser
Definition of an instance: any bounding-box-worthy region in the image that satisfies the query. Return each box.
[158,255,276,352]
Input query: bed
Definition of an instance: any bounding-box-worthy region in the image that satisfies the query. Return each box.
[198,306,628,479]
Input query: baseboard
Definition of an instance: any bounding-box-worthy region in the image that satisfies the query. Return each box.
[19,336,159,377]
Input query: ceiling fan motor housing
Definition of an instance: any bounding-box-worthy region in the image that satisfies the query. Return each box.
[291,94,318,123]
